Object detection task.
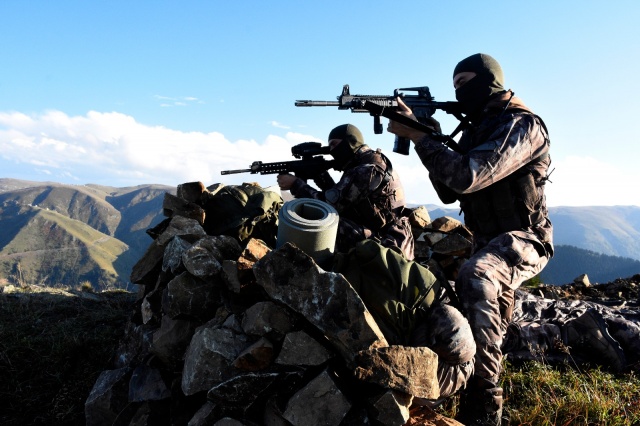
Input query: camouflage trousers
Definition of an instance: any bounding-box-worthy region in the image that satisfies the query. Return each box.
[504,290,640,365]
[410,304,476,399]
[456,231,551,385]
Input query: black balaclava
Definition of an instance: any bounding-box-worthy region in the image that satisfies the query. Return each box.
[453,53,505,117]
[328,124,364,170]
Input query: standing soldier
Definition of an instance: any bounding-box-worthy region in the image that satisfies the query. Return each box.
[388,53,553,425]
[277,123,414,260]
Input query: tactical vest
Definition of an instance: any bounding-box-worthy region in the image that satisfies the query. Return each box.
[458,112,550,238]
[342,148,404,231]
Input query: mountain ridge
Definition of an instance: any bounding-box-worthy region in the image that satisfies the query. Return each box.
[2,178,639,288]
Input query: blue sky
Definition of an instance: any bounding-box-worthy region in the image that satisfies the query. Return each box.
[1,1,639,206]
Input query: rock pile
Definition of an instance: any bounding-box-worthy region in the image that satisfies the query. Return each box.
[85,182,473,426]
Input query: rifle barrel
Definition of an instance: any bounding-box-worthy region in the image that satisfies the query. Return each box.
[220,168,253,175]
[295,100,340,107]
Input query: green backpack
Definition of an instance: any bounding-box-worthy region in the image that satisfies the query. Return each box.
[335,239,441,345]
[201,183,283,247]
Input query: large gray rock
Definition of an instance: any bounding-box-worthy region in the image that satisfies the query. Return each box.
[241,301,295,340]
[162,271,222,321]
[275,330,334,366]
[369,390,413,426]
[353,345,439,399]
[282,369,351,426]
[150,315,198,367]
[85,367,131,426]
[253,243,388,363]
[128,364,171,402]
[181,320,252,395]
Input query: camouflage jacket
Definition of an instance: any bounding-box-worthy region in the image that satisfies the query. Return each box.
[290,145,414,258]
[414,91,553,250]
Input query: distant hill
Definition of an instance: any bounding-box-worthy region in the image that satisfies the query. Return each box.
[541,244,640,284]
[0,179,173,290]
[2,178,640,289]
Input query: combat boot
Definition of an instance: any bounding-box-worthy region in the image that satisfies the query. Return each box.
[456,377,503,426]
[562,308,626,373]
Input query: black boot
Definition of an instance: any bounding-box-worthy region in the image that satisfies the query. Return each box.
[456,377,503,426]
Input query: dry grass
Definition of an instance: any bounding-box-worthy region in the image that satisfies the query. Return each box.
[0,286,135,425]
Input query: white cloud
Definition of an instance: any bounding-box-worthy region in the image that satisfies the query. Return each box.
[0,110,638,206]
[270,121,291,129]
[0,110,312,188]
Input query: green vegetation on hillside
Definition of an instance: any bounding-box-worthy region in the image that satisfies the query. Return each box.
[0,207,129,289]
[542,245,640,284]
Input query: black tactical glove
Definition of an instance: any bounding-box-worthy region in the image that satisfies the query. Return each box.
[313,171,336,191]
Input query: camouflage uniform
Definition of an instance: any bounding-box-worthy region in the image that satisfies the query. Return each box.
[414,92,553,414]
[503,289,640,367]
[290,144,415,260]
[410,302,476,399]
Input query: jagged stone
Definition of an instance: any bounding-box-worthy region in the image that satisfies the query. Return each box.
[198,235,244,261]
[182,235,243,278]
[432,233,472,256]
[409,205,432,229]
[241,301,295,340]
[183,244,223,277]
[187,401,217,426]
[233,337,275,371]
[263,397,290,426]
[162,272,222,321]
[163,192,206,224]
[156,216,207,246]
[574,273,591,286]
[150,315,198,367]
[369,389,413,426]
[222,260,242,293]
[428,216,464,233]
[162,236,192,274]
[353,345,439,400]
[275,330,333,366]
[238,238,272,272]
[113,323,156,369]
[177,181,207,203]
[85,367,132,426]
[141,288,162,325]
[181,320,252,395]
[253,243,388,363]
[128,364,171,402]
[207,372,280,405]
[419,230,447,246]
[282,369,351,426]
[130,241,165,285]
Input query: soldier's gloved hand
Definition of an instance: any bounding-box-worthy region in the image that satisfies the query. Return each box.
[313,171,336,191]
[277,174,299,191]
[387,97,429,142]
[423,116,442,133]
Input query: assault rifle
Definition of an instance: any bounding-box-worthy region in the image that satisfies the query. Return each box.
[221,142,336,180]
[296,84,465,154]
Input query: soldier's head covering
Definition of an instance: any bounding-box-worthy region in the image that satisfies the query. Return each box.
[328,124,364,170]
[453,53,505,116]
[328,124,364,151]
